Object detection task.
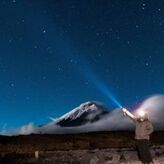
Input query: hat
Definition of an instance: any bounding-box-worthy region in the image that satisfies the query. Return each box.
[137,110,148,120]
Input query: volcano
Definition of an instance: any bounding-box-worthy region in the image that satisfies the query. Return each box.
[54,102,109,127]
[8,102,128,135]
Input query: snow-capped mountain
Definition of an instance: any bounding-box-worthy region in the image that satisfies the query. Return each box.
[54,101,109,127]
[8,102,131,135]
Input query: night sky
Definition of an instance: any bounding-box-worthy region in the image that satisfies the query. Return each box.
[0,0,164,131]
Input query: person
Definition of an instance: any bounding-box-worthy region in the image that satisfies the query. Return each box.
[122,108,154,164]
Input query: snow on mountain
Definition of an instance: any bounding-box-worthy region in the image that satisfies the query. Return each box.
[54,101,109,127]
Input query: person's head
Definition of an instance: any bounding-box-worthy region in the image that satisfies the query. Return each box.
[137,110,148,121]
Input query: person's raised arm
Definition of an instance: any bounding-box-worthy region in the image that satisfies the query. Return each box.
[122,108,136,121]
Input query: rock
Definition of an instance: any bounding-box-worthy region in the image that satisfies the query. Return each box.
[153,146,164,156]
[150,149,156,157]
[105,160,112,164]
[80,154,94,163]
[112,153,120,163]
[95,151,106,163]
[159,145,164,150]
[123,151,139,161]
[154,155,164,163]
[1,147,164,163]
[35,151,39,159]
[89,155,99,164]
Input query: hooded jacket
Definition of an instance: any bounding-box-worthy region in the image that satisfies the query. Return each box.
[123,109,154,140]
[135,119,154,140]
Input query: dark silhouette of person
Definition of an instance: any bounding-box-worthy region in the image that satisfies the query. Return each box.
[122,108,154,164]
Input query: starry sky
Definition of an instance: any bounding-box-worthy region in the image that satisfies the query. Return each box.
[0,0,164,130]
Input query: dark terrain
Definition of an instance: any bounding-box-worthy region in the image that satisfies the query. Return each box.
[0,131,164,163]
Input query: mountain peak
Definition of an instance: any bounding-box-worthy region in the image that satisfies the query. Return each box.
[55,101,109,127]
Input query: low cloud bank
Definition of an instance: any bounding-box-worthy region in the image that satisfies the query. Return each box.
[135,94,164,130]
[6,110,132,135]
[4,94,164,135]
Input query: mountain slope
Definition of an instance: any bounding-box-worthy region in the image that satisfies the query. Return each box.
[55,101,109,127]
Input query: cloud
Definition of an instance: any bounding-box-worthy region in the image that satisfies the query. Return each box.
[4,94,164,136]
[5,110,133,135]
[0,123,8,135]
[135,94,164,130]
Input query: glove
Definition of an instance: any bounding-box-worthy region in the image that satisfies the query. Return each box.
[122,108,127,116]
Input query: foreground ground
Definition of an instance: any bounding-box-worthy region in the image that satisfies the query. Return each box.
[0,131,164,163]
[0,146,164,164]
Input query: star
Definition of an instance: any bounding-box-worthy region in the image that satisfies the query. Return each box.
[127,40,130,45]
[141,3,146,10]
[159,22,163,26]
[34,45,38,49]
[43,10,47,14]
[70,59,74,63]
[116,36,120,40]
[69,59,77,64]
[57,67,63,72]
[135,25,139,28]
[42,30,46,34]
[98,53,102,57]
[84,81,89,85]
[42,76,47,80]
[96,32,100,36]
[70,5,76,9]
[145,63,149,67]
[10,83,15,87]
[9,39,12,43]
[46,47,53,54]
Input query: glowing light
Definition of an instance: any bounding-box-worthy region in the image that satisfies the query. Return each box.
[122,108,135,119]
[137,110,146,117]
[122,108,127,113]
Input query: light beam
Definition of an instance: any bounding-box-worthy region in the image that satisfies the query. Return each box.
[81,65,122,108]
